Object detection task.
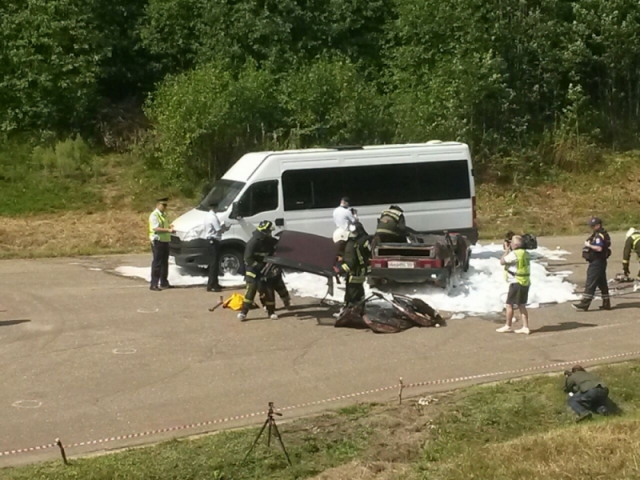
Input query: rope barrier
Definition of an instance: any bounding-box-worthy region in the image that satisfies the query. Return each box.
[2,349,640,459]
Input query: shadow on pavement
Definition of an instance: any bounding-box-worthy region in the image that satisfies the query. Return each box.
[535,321,597,333]
[0,319,31,327]
[612,301,640,310]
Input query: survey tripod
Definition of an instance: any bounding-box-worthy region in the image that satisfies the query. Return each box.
[243,402,292,466]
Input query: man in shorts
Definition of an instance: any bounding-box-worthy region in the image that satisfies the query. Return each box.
[497,235,531,334]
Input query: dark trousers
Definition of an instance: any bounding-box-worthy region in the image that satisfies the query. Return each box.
[242,277,259,315]
[151,240,170,287]
[568,386,609,415]
[259,273,290,309]
[258,281,276,315]
[344,279,365,307]
[207,239,221,290]
[582,259,609,304]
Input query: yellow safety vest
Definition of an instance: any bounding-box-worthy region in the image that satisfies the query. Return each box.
[505,249,531,286]
[149,210,171,242]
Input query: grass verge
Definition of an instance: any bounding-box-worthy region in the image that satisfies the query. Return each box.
[477,150,640,238]
[4,362,640,479]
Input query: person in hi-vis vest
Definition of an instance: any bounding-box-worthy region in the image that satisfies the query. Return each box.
[148,197,175,291]
[497,235,532,335]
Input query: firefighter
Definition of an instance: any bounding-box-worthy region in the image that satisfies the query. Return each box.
[238,220,277,321]
[259,264,291,314]
[622,227,640,280]
[338,222,372,314]
[573,217,612,311]
[375,205,409,244]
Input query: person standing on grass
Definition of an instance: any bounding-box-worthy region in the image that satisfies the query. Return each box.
[204,202,227,292]
[149,197,175,291]
[497,235,531,334]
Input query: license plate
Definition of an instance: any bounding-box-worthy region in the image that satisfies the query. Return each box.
[388,261,415,269]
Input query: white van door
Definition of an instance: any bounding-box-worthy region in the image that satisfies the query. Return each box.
[229,179,282,237]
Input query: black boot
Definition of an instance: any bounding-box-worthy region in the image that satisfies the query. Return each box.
[599,298,612,310]
[572,299,591,311]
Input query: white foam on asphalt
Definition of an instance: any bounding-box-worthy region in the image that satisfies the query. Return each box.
[115,259,244,288]
[114,243,579,314]
[283,243,579,314]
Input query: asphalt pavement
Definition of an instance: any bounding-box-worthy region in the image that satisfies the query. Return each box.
[1,233,639,467]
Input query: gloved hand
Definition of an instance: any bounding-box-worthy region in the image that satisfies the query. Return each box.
[623,263,631,277]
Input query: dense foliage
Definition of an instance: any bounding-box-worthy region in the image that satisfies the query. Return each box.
[2,0,640,182]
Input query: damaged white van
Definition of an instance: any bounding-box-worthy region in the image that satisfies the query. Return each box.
[170,142,478,275]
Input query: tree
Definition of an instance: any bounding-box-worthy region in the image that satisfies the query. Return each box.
[0,0,108,134]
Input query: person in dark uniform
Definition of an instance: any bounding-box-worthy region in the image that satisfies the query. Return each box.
[375,205,410,244]
[238,220,277,321]
[573,217,612,311]
[148,197,175,291]
[259,263,291,311]
[564,365,609,422]
[338,222,372,314]
[622,227,640,280]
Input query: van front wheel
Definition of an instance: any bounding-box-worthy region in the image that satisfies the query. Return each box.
[219,248,243,277]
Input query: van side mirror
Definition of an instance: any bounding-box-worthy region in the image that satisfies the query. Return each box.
[229,201,241,220]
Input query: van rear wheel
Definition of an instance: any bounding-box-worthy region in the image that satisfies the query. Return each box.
[220,248,243,276]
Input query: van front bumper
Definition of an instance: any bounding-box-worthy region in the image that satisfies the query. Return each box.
[170,235,209,268]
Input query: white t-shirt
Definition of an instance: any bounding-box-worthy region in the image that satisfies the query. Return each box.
[204,210,224,241]
[333,206,356,229]
[503,251,519,284]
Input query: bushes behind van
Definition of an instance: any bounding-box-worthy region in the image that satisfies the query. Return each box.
[142,57,393,182]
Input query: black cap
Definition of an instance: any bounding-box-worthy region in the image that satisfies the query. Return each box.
[156,197,169,204]
[589,217,602,227]
[341,197,350,203]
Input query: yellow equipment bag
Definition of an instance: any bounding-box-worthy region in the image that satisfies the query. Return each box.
[223,293,245,311]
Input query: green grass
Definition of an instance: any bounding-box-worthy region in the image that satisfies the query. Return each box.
[0,138,190,217]
[5,362,640,479]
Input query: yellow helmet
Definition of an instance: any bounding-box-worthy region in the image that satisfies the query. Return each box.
[257,220,275,232]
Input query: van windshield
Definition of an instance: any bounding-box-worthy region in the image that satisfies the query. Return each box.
[198,179,245,212]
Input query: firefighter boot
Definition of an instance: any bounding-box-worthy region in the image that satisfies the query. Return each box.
[572,299,591,311]
[599,298,612,311]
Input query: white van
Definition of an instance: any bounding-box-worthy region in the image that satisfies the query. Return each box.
[170,142,478,275]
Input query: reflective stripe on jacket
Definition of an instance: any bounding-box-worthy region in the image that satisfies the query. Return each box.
[149,211,171,242]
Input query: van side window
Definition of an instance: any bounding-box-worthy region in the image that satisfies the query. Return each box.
[238,180,279,217]
[282,160,471,211]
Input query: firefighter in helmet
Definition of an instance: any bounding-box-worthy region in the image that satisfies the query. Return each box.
[375,205,409,243]
[238,220,277,321]
[338,222,372,313]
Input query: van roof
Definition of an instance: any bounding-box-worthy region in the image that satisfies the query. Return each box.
[222,142,468,182]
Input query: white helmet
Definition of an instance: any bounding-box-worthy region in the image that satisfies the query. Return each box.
[333,227,349,243]
[626,227,638,239]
